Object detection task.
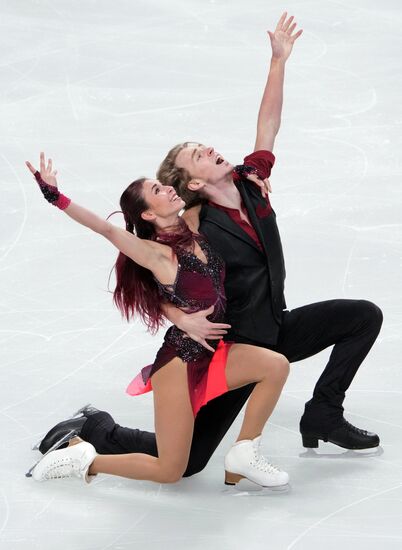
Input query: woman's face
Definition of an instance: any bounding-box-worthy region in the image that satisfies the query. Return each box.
[141,179,185,222]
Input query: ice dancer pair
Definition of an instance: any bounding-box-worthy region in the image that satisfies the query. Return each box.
[26,153,291,489]
[26,12,382,493]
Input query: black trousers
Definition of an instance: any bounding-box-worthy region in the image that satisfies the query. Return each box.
[80,299,383,477]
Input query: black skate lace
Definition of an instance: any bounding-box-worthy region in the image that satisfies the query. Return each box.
[342,420,369,436]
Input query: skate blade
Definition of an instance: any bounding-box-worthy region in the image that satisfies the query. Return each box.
[72,403,93,417]
[31,404,92,451]
[223,478,290,496]
[26,429,78,478]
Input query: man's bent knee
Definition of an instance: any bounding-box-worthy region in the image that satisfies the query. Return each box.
[359,300,383,331]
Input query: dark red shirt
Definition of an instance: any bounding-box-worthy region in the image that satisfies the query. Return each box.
[208,150,275,251]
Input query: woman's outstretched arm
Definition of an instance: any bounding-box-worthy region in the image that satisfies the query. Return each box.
[26,152,164,272]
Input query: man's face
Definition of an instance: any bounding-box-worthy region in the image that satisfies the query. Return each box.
[175,143,234,183]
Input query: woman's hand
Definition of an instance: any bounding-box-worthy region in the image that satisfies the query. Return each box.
[26,151,58,186]
[246,173,272,198]
[26,152,71,210]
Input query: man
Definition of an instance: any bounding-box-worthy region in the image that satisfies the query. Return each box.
[36,13,382,478]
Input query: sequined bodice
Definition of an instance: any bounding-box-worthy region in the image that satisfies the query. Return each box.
[155,235,226,362]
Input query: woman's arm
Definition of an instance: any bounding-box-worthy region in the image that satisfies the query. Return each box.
[66,202,163,271]
[26,152,164,272]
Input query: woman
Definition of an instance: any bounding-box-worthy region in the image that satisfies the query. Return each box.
[26,152,290,488]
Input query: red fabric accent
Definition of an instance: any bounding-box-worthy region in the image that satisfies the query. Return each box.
[126,371,153,396]
[209,200,263,251]
[256,201,273,219]
[243,150,274,219]
[243,150,275,178]
[208,150,276,247]
[203,340,231,404]
[55,194,71,210]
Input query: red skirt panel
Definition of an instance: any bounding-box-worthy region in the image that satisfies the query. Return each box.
[126,340,232,416]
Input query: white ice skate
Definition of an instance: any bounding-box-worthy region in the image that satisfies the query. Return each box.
[29,441,97,483]
[224,435,289,490]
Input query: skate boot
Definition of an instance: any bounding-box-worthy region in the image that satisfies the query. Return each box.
[30,441,97,483]
[32,404,100,454]
[224,435,289,489]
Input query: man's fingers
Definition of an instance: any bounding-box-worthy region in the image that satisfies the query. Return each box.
[202,305,215,315]
[275,11,287,32]
[25,161,37,175]
[47,158,53,173]
[282,15,294,33]
[200,339,215,353]
[287,22,297,35]
[291,29,303,42]
[207,323,231,329]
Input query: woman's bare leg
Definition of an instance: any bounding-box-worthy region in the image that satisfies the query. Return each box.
[225,344,289,441]
[88,358,194,483]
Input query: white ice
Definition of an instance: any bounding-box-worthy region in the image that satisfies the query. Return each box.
[1,0,402,549]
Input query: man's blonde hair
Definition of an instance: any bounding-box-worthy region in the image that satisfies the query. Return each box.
[156,142,207,209]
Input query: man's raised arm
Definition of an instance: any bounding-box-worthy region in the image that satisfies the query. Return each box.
[254,12,303,152]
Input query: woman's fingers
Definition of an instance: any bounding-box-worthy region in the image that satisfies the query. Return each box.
[25,161,37,174]
[40,152,46,172]
[47,158,52,173]
[246,173,267,197]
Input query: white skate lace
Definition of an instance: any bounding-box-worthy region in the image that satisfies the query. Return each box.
[43,457,80,480]
[250,449,280,474]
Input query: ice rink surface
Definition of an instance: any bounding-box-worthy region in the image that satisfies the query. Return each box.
[1,0,402,548]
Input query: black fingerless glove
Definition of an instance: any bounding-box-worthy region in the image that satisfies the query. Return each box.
[232,164,258,184]
[34,171,71,210]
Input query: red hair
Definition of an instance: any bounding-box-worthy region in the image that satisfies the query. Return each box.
[111,178,194,334]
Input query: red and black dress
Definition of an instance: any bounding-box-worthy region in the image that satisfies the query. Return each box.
[126,234,233,416]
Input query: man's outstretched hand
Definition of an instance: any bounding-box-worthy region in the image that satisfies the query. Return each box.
[268,12,303,61]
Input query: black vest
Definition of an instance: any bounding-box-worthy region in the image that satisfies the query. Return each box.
[199,179,286,345]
